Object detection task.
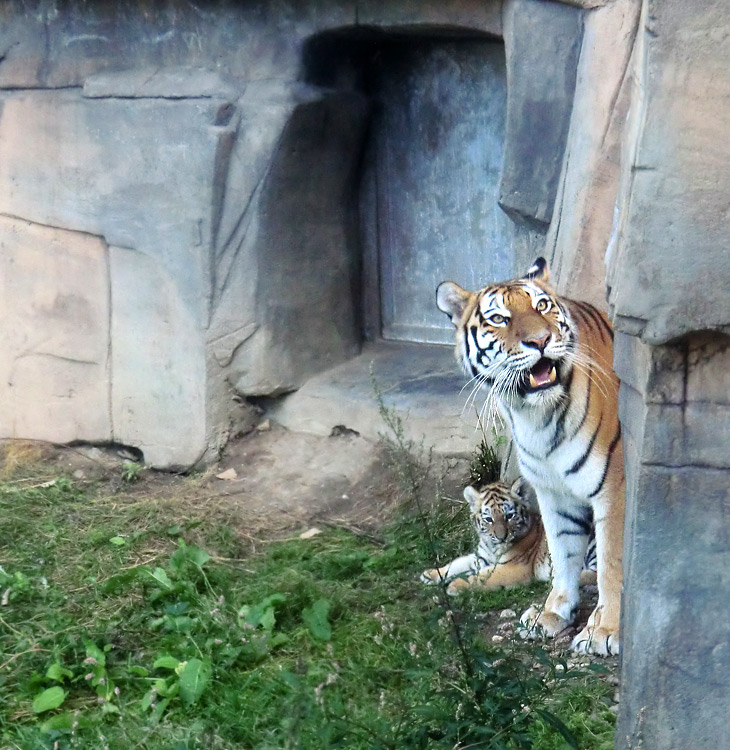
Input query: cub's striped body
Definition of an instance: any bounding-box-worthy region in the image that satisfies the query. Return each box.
[421,480,597,596]
[436,258,624,656]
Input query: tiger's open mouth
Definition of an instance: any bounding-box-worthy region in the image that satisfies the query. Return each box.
[522,357,559,394]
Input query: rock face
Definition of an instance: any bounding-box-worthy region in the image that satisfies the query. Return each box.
[606,1,730,747]
[614,334,730,750]
[0,0,554,466]
[0,0,510,468]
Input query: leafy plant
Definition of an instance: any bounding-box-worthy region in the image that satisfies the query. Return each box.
[121,460,143,483]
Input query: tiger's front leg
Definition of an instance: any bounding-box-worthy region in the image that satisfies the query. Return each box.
[571,475,624,656]
[519,493,589,639]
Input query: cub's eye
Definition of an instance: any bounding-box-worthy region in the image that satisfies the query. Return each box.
[487,314,508,326]
[535,298,551,313]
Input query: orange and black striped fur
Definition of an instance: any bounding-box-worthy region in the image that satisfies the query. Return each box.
[421,479,598,596]
[436,258,624,656]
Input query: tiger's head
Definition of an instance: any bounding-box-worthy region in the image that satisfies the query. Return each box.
[436,257,575,409]
[464,479,534,546]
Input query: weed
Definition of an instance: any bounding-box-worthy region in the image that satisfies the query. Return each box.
[469,435,503,487]
[120,461,143,484]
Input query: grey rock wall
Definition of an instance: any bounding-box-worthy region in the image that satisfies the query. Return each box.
[607,1,730,748]
[615,334,730,750]
[0,85,230,467]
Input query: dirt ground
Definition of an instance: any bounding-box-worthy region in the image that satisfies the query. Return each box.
[10,424,469,542]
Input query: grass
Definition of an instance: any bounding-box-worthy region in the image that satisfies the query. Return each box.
[0,439,616,750]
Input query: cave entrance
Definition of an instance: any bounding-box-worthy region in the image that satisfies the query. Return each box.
[304,28,512,345]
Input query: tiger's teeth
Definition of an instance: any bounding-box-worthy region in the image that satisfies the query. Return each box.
[548,366,557,383]
[529,373,538,388]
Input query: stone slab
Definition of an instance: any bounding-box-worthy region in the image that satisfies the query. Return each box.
[110,246,207,469]
[0,216,111,443]
[0,89,232,327]
[269,341,511,459]
[499,0,583,226]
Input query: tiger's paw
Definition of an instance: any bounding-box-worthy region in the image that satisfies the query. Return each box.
[419,569,467,595]
[518,605,571,640]
[570,607,620,656]
[571,624,620,656]
[571,604,620,656]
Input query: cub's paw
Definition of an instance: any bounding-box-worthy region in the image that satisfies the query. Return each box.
[571,625,619,657]
[420,569,444,585]
[445,577,470,596]
[518,605,571,640]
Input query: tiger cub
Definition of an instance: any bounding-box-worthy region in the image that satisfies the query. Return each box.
[421,479,596,596]
[436,257,624,656]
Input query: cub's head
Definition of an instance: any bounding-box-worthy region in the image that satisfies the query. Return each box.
[464,479,533,545]
[436,257,575,407]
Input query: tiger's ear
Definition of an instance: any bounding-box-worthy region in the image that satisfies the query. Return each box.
[524,257,550,283]
[436,282,473,325]
[463,485,481,513]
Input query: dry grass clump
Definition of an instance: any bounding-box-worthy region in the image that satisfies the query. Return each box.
[0,440,48,480]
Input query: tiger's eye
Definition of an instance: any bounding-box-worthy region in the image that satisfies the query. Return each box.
[535,298,550,313]
[488,314,506,325]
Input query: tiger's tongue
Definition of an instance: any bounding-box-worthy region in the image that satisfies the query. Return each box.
[528,359,556,387]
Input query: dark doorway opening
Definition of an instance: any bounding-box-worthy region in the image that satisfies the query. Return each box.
[302,28,513,346]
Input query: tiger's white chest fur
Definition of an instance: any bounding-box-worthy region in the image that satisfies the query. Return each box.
[506,402,607,503]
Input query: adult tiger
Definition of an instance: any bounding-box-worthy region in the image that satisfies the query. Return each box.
[436,258,624,656]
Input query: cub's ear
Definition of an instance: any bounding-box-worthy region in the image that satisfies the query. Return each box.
[510,477,527,500]
[463,485,482,513]
[510,477,537,508]
[524,257,550,283]
[436,281,472,325]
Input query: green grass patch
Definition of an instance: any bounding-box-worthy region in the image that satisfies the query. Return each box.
[0,451,615,749]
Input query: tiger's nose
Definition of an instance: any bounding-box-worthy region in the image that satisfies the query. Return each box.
[523,332,551,353]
